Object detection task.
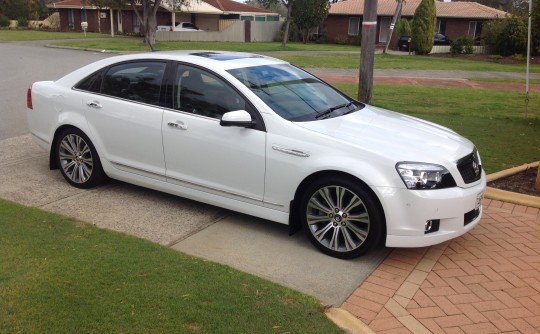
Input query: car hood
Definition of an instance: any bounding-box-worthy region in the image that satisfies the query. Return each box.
[295,104,475,164]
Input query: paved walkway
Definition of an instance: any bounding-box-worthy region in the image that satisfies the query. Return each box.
[344,201,540,333]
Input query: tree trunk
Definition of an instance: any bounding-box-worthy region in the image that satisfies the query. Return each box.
[358,0,378,103]
[146,14,157,46]
[383,0,403,54]
[281,2,292,47]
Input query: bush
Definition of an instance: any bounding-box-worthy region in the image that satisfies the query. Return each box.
[483,14,528,56]
[450,39,464,55]
[17,17,28,29]
[333,35,348,45]
[350,34,361,45]
[411,0,437,55]
[0,15,9,28]
[450,37,474,55]
[395,19,412,38]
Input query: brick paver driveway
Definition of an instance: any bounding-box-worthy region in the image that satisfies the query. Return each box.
[344,201,540,333]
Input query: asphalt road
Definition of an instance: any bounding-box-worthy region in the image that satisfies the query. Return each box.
[0,41,389,306]
[0,41,115,140]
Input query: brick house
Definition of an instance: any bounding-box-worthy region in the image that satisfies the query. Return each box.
[48,0,278,34]
[325,0,507,47]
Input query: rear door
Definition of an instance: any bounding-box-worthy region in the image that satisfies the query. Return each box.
[82,61,168,179]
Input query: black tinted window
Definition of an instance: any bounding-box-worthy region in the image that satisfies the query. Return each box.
[75,70,103,93]
[102,62,166,105]
[174,65,246,119]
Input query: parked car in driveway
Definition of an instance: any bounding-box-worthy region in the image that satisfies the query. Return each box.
[157,22,203,32]
[398,33,452,51]
[26,51,486,259]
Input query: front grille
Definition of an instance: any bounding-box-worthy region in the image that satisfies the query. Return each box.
[464,208,480,226]
[457,150,482,184]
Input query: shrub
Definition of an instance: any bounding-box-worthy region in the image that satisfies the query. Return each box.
[17,17,28,29]
[395,19,412,38]
[483,14,527,56]
[333,35,348,45]
[511,53,526,61]
[450,39,464,55]
[350,34,361,45]
[0,15,9,28]
[450,37,474,55]
[411,0,436,55]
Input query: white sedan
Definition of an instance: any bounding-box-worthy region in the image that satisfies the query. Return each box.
[26,51,486,259]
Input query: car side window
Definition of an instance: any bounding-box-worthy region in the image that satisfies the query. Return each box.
[101,61,166,105]
[74,70,103,93]
[174,65,246,119]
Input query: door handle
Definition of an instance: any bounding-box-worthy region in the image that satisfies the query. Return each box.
[86,101,102,109]
[167,121,188,130]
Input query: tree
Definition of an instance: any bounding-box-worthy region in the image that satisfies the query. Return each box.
[291,0,329,43]
[483,13,529,56]
[252,0,295,46]
[128,0,194,47]
[383,0,404,54]
[411,0,436,55]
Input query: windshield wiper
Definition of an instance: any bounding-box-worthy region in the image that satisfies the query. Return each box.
[315,102,353,119]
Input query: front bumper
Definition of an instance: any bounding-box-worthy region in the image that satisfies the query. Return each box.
[379,175,486,248]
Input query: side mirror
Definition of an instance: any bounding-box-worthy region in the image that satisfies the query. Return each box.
[220,110,256,128]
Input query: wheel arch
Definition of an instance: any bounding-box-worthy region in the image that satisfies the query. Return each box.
[289,170,387,245]
[49,124,84,170]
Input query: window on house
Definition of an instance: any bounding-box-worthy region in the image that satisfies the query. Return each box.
[348,17,360,36]
[468,21,483,41]
[241,16,254,21]
[68,9,74,30]
[436,19,446,34]
[255,16,265,22]
[267,16,279,22]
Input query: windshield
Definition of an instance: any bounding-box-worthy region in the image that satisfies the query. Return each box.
[227,64,363,121]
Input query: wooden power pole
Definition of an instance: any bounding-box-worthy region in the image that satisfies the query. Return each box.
[358,0,378,103]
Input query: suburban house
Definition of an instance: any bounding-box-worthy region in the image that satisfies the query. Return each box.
[48,0,279,35]
[325,0,507,47]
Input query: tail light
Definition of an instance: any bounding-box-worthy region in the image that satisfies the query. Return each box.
[27,84,33,109]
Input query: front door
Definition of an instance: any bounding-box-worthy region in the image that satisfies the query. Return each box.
[162,64,266,204]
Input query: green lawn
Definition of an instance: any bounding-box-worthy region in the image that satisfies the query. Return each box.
[466,77,540,84]
[54,38,361,52]
[0,199,340,333]
[334,83,540,173]
[280,53,540,72]
[53,38,540,73]
[0,30,112,41]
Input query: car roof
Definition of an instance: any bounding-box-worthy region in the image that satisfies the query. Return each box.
[109,51,285,70]
[55,51,288,87]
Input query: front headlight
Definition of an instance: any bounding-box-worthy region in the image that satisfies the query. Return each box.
[396,162,457,190]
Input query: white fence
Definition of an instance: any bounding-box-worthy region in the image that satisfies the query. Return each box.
[431,45,488,54]
[156,20,281,43]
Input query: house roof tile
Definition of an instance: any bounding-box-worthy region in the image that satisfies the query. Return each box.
[49,0,276,14]
[204,0,274,14]
[329,0,507,19]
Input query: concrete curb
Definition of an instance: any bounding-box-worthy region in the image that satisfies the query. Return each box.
[485,161,540,209]
[325,307,375,334]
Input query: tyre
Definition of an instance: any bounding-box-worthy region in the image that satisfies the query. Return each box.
[300,176,383,259]
[56,128,105,189]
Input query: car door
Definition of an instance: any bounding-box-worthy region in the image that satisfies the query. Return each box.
[83,61,167,180]
[162,64,266,204]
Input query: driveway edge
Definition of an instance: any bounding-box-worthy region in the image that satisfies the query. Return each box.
[485,161,540,209]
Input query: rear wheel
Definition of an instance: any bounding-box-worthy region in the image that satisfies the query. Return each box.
[300,176,383,259]
[56,128,105,189]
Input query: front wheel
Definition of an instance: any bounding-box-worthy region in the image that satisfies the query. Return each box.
[300,176,383,259]
[56,128,105,189]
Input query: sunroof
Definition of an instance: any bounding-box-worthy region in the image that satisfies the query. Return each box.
[190,52,263,61]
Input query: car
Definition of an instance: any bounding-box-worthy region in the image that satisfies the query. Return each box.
[26,51,486,259]
[398,33,452,51]
[157,22,203,32]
